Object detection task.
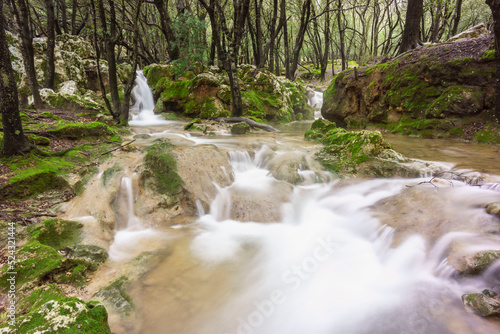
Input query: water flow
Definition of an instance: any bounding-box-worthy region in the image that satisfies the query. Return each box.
[109,177,165,261]
[307,91,323,119]
[129,71,172,126]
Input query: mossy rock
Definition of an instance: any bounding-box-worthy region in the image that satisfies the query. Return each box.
[48,122,112,139]
[28,218,82,250]
[65,244,109,269]
[2,284,112,333]
[27,134,50,146]
[102,163,123,186]
[486,202,500,217]
[231,122,250,135]
[462,290,500,317]
[0,170,69,201]
[94,276,134,316]
[140,141,183,196]
[473,123,500,144]
[425,86,483,118]
[184,118,202,130]
[456,250,500,276]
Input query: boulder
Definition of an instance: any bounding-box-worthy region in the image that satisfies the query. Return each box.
[453,250,500,276]
[448,23,490,42]
[486,202,500,217]
[462,290,500,317]
[230,122,250,134]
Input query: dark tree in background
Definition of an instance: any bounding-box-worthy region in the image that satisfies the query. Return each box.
[44,0,56,89]
[399,0,423,53]
[487,0,500,123]
[10,0,43,108]
[0,0,32,156]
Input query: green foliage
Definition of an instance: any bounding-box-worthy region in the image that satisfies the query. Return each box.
[473,123,500,144]
[171,12,209,77]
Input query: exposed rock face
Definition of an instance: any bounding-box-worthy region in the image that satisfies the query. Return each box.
[144,63,314,122]
[7,32,129,110]
[321,35,500,142]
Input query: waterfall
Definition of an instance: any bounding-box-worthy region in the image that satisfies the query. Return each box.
[307,91,323,119]
[129,70,172,126]
[109,176,165,261]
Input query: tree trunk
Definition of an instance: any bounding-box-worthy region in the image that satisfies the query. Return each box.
[288,0,311,80]
[58,0,68,33]
[154,0,180,61]
[337,0,346,71]
[320,2,330,82]
[97,0,121,118]
[44,0,56,89]
[281,0,290,79]
[486,0,500,123]
[70,0,78,35]
[451,0,463,36]
[0,0,32,156]
[12,0,43,108]
[399,0,423,53]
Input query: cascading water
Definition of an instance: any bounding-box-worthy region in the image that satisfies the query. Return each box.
[307,91,323,119]
[132,144,500,334]
[129,71,172,126]
[108,176,165,261]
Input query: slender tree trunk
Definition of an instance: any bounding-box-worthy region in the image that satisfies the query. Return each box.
[399,0,423,53]
[288,0,311,79]
[451,0,463,36]
[268,0,278,72]
[337,0,346,71]
[119,0,142,125]
[486,0,500,123]
[154,0,180,61]
[0,0,32,156]
[281,0,290,79]
[320,2,330,82]
[12,0,43,108]
[71,0,78,35]
[44,0,56,89]
[58,0,68,33]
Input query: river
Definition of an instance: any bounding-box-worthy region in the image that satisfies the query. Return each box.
[69,74,500,334]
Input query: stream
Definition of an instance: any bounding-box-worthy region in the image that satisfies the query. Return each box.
[67,73,500,334]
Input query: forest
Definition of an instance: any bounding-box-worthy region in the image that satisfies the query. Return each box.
[2,1,500,334]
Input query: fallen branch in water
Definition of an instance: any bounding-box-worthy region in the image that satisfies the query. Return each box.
[100,140,136,156]
[211,117,280,132]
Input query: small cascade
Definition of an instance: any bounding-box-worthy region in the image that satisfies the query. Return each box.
[129,71,172,126]
[109,176,165,261]
[307,91,323,119]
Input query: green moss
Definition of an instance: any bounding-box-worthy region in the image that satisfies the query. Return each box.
[102,163,123,186]
[482,49,495,61]
[27,134,50,146]
[28,219,82,250]
[48,122,112,139]
[94,276,134,316]
[142,141,183,196]
[473,123,500,144]
[160,112,180,120]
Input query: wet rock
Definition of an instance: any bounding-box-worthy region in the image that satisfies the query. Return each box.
[462,290,500,317]
[454,250,500,276]
[184,118,202,130]
[486,202,500,217]
[65,245,109,268]
[231,122,250,134]
[94,276,134,316]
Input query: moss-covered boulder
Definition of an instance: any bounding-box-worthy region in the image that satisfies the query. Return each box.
[0,284,112,334]
[453,250,500,276]
[305,119,446,177]
[0,170,69,201]
[143,63,313,122]
[140,140,183,197]
[486,202,500,216]
[462,290,500,317]
[231,122,250,134]
[47,122,113,139]
[321,35,498,141]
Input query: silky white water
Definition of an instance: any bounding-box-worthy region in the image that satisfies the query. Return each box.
[308,91,323,119]
[129,71,173,126]
[108,177,165,261]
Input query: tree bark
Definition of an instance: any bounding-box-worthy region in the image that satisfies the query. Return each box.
[320,2,330,82]
[451,0,463,36]
[486,0,500,123]
[154,0,180,61]
[288,0,311,80]
[0,0,32,156]
[399,0,423,53]
[44,0,56,89]
[12,0,43,108]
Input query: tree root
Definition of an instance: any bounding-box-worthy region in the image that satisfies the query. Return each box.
[211,117,280,132]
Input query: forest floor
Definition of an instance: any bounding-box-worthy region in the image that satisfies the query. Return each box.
[0,108,117,226]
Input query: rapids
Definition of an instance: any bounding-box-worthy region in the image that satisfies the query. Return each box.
[67,79,500,334]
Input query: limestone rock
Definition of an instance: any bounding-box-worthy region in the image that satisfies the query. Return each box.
[486,202,500,217]
[448,23,490,42]
[462,290,500,317]
[58,80,79,96]
[454,250,500,276]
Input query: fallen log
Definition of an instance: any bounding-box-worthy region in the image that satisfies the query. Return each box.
[212,117,280,132]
